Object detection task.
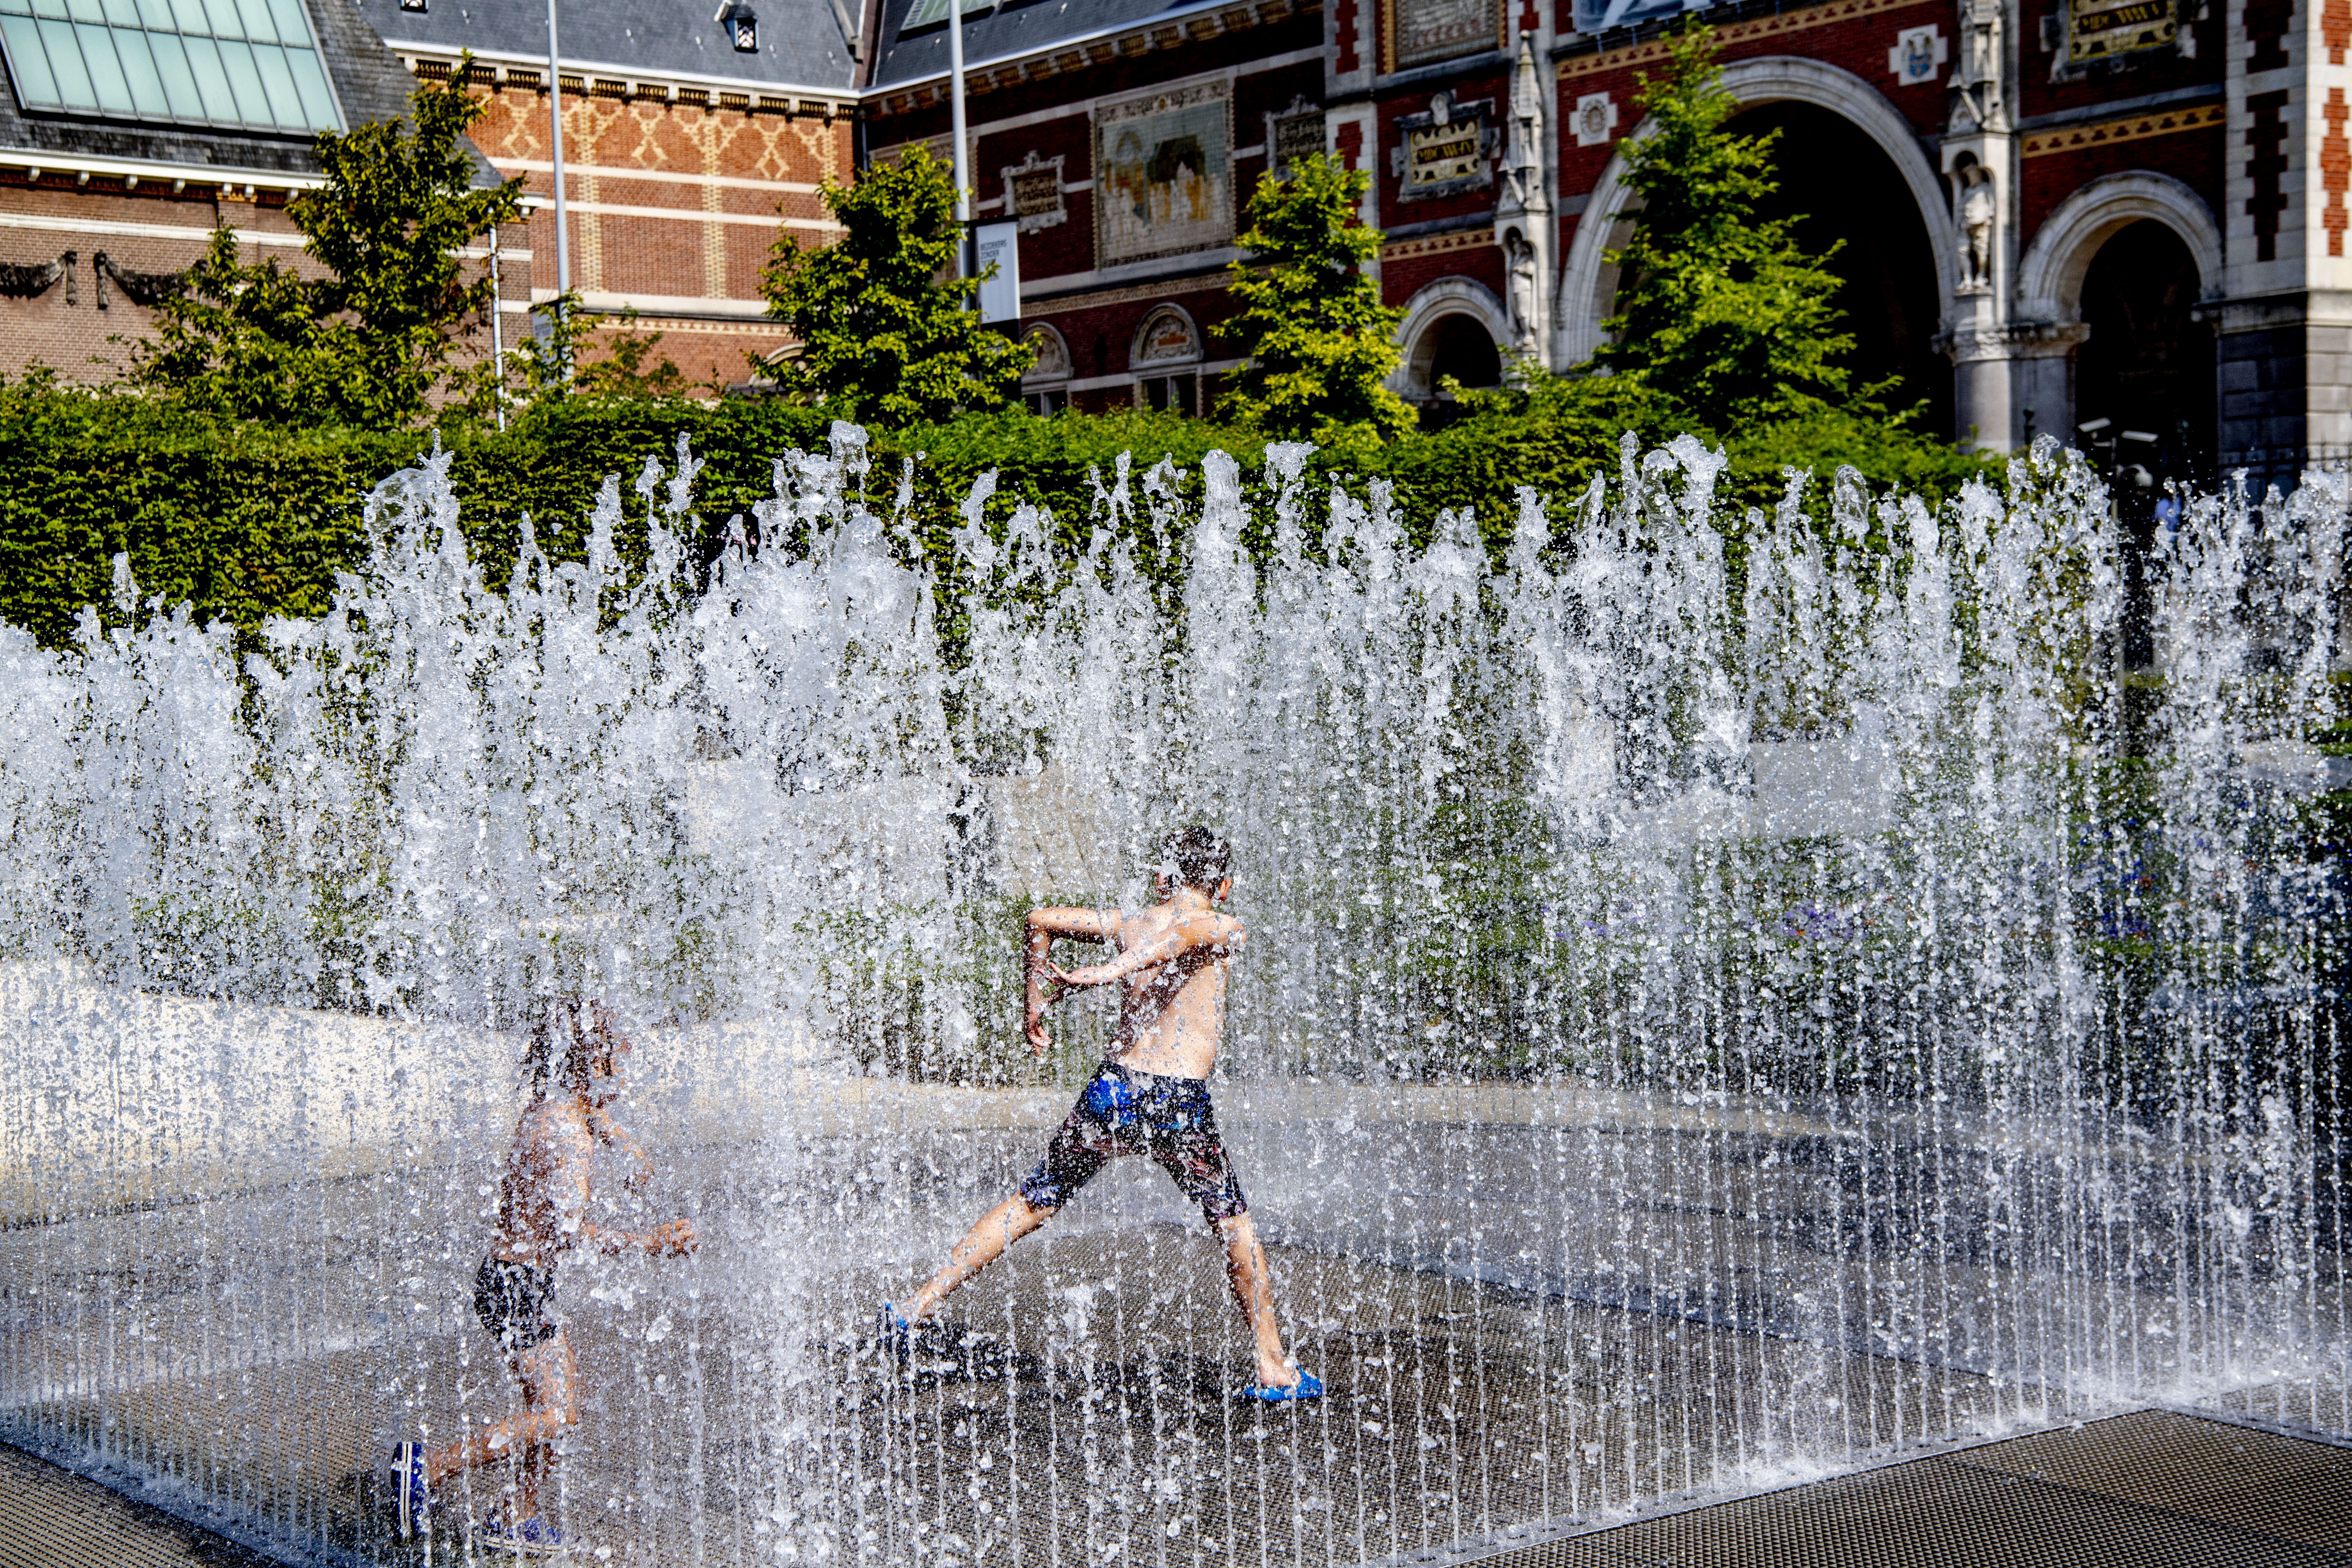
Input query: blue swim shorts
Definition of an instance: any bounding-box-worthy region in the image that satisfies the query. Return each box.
[1019,1061,1248,1225]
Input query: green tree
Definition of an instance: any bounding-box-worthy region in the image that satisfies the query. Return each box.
[125,65,522,426]
[758,146,1029,424]
[509,291,690,405]
[122,229,349,423]
[1597,23,1861,427]
[1218,153,1414,444]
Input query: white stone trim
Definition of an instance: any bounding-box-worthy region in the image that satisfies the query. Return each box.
[2014,170,2224,323]
[0,149,321,191]
[1553,55,1960,368]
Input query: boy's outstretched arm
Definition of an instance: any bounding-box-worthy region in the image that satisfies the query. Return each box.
[1055,915,1243,991]
[1023,907,1112,1057]
[582,1216,698,1257]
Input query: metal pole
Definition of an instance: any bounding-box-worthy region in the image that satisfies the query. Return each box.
[488,225,507,429]
[547,0,572,377]
[947,0,969,278]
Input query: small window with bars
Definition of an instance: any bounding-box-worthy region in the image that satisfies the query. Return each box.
[897,0,991,34]
[0,0,342,133]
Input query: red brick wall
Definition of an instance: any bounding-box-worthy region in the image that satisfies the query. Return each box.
[1381,241,1506,306]
[452,65,853,388]
[1553,0,1956,208]
[2018,123,2227,243]
[0,175,529,388]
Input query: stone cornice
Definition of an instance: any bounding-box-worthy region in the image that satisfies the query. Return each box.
[400,50,855,116]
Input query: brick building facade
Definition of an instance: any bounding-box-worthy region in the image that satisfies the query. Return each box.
[359,0,859,386]
[859,0,2306,474]
[0,0,2339,467]
[0,0,535,387]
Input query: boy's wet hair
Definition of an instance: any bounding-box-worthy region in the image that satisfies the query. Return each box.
[522,996,601,1094]
[1162,825,1231,891]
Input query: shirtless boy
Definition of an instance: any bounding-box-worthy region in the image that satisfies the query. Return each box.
[883,826,1320,1400]
[389,999,698,1553]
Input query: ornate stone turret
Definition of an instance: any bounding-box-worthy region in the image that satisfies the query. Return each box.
[1496,32,1555,366]
[1949,0,2010,134]
[1938,0,2023,448]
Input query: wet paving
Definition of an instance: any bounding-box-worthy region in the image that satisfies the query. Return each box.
[2,1081,2344,1566]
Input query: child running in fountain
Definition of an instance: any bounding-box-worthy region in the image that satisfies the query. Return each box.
[389,998,698,1554]
[882,826,1321,1401]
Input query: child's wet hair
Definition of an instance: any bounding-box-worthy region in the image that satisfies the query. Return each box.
[522,996,601,1093]
[1162,825,1230,891]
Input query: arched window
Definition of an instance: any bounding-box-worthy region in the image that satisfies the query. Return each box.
[1131,305,1202,416]
[1021,324,1072,416]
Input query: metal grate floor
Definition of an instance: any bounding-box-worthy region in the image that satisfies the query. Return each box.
[0,1440,276,1568]
[1456,1409,2352,1568]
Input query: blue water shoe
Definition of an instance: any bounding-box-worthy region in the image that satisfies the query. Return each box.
[878,1300,917,1364]
[1239,1368,1324,1403]
[391,1440,430,1539]
[480,1505,563,1557]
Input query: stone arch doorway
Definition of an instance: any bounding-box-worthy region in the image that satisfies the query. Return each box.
[2073,219,2213,473]
[1723,100,1949,436]
[1555,57,1959,406]
[1413,313,1503,423]
[1395,277,1509,425]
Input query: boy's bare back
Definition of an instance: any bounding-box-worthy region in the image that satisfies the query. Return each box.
[493,1020,689,1268]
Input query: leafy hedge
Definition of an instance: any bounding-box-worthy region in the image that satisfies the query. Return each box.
[0,378,1996,648]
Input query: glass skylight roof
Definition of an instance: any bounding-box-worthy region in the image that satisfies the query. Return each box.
[0,0,342,132]
[898,0,993,33]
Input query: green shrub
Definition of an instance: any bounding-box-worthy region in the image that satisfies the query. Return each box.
[0,374,1996,650]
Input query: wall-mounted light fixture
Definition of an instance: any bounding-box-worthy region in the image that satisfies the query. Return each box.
[399,0,428,13]
[717,0,757,52]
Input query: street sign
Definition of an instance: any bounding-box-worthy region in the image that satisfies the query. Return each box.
[974,221,1020,324]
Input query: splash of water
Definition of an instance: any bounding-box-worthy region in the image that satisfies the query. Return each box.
[0,426,2343,1564]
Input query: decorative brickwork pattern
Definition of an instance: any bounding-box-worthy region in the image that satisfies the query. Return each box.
[1382,224,1495,259]
[2246,0,2293,72]
[2328,0,2350,61]
[2248,87,2291,259]
[2327,87,2350,252]
[2021,102,2226,155]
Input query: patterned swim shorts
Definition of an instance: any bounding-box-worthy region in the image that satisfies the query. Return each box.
[472,1255,559,1351]
[1020,1061,1248,1225]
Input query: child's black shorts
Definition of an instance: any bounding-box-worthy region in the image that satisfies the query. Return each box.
[1020,1061,1248,1225]
[472,1255,560,1351]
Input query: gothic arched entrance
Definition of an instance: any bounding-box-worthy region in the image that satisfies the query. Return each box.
[1724,100,1950,436]
[2074,218,2214,475]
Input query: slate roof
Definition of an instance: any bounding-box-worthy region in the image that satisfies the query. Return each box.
[868,0,1208,89]
[363,0,861,93]
[0,0,429,175]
